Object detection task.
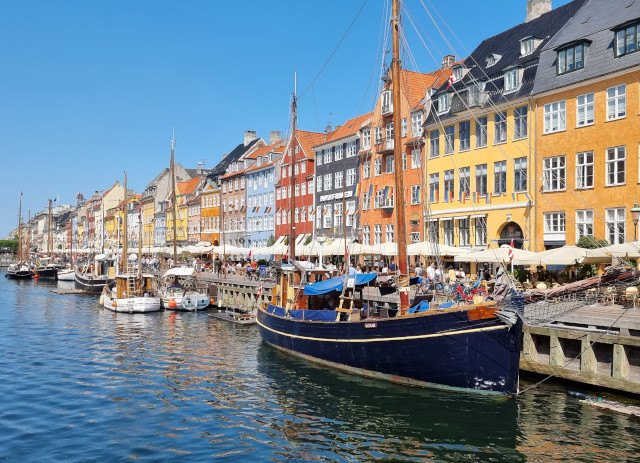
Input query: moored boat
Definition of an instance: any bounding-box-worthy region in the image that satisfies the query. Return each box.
[5,263,34,279]
[100,273,161,313]
[74,254,115,293]
[57,268,75,281]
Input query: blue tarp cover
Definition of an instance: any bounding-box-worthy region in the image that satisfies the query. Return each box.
[289,309,337,321]
[303,272,378,296]
[267,304,287,317]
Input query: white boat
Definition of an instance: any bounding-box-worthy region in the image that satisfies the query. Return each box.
[181,291,211,311]
[159,267,209,311]
[57,268,75,281]
[100,273,161,313]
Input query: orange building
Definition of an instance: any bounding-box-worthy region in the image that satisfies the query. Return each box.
[358,67,450,257]
[532,0,640,249]
[200,179,220,246]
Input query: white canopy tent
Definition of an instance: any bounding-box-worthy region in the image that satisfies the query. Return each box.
[454,245,537,264]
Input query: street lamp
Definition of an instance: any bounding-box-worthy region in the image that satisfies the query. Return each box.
[631,201,640,241]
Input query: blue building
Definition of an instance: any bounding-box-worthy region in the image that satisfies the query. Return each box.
[245,141,285,252]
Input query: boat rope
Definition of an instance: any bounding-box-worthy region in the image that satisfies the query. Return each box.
[516,303,636,396]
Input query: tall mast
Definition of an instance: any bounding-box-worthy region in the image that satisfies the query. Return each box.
[121,172,128,273]
[17,194,22,262]
[391,0,409,310]
[48,198,53,258]
[138,201,143,278]
[289,74,297,263]
[170,133,178,266]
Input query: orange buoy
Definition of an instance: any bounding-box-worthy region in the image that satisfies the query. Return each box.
[112,301,117,307]
[34,274,39,279]
[210,298,215,304]
[168,299,177,308]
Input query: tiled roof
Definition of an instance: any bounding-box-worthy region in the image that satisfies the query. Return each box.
[400,69,447,108]
[177,177,200,196]
[294,130,325,160]
[246,153,285,173]
[245,138,285,160]
[209,138,263,179]
[534,0,640,94]
[321,112,372,145]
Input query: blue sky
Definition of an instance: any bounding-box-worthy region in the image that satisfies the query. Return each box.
[0,0,571,237]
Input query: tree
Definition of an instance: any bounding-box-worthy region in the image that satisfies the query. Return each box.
[266,234,275,247]
[576,235,608,249]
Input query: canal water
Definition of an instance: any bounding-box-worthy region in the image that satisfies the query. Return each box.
[1,276,639,462]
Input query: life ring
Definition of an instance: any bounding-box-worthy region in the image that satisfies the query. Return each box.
[291,302,299,311]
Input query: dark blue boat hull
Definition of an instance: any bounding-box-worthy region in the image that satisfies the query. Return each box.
[257,306,522,395]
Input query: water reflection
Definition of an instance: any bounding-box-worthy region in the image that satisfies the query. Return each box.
[256,346,523,462]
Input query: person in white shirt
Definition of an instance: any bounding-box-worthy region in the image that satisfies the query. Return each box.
[426,262,436,280]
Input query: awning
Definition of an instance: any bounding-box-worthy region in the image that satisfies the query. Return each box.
[303,272,378,295]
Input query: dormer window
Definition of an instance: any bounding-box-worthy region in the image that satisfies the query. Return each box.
[451,65,463,83]
[557,42,587,75]
[504,68,521,93]
[614,20,640,57]
[467,82,485,106]
[381,90,393,114]
[486,53,502,67]
[520,36,541,56]
[437,93,450,113]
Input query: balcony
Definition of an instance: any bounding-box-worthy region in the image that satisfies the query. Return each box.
[378,137,394,154]
[381,103,393,115]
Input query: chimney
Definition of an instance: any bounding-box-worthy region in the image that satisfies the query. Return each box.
[269,131,281,144]
[197,162,202,174]
[244,130,257,146]
[335,125,342,131]
[526,0,552,22]
[441,55,456,70]
[325,123,332,133]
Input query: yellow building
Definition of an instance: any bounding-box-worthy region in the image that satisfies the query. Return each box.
[532,1,640,250]
[141,195,155,250]
[166,177,200,245]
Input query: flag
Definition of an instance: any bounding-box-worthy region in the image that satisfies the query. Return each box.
[472,192,477,203]
[508,238,514,263]
[265,207,272,213]
[368,184,374,197]
[486,193,491,204]
[353,182,360,196]
[249,249,252,258]
[256,282,262,298]
[512,192,516,201]
[447,74,454,88]
[354,210,360,216]
[435,189,439,203]
[449,190,454,203]
[524,192,531,201]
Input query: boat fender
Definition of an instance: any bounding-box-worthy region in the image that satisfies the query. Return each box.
[99,295,104,305]
[34,274,39,279]
[168,299,177,308]
[210,298,215,304]
[112,301,117,308]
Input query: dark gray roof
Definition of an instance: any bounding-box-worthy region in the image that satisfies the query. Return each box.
[208,139,262,182]
[533,0,640,94]
[426,0,587,124]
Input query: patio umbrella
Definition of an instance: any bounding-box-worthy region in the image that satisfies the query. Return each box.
[454,245,537,264]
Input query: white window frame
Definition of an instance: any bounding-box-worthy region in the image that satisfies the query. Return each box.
[411,148,421,169]
[576,93,594,127]
[576,151,594,189]
[543,155,566,192]
[607,84,626,121]
[576,209,594,240]
[606,207,626,244]
[504,68,520,92]
[385,224,394,243]
[543,100,566,134]
[606,146,626,186]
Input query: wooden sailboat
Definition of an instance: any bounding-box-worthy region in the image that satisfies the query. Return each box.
[6,193,34,279]
[101,172,161,313]
[35,199,59,280]
[256,0,524,395]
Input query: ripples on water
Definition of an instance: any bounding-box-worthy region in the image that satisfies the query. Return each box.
[0,277,639,462]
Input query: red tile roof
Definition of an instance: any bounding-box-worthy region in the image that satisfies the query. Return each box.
[399,69,447,108]
[321,112,372,144]
[293,130,325,160]
[178,177,200,196]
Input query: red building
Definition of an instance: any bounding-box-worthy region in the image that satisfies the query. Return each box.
[275,130,325,242]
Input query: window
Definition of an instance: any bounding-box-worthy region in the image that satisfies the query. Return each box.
[576,210,594,240]
[607,85,626,120]
[494,111,507,143]
[576,93,594,127]
[325,148,333,163]
[401,118,408,137]
[494,161,507,194]
[335,144,343,161]
[382,90,393,114]
[402,152,407,171]
[324,173,332,190]
[374,158,382,176]
[385,122,394,150]
[543,101,566,133]
[374,126,383,145]
[443,220,454,246]
[316,176,322,193]
[476,117,487,148]
[607,208,626,244]
[443,170,454,203]
[308,180,313,194]
[411,149,421,169]
[557,43,585,75]
[514,106,528,139]
[362,191,370,210]
[362,128,371,150]
[576,151,594,189]
[347,140,357,158]
[459,218,470,246]
[317,151,323,165]
[411,112,423,137]
[410,232,421,243]
[301,162,306,174]
[475,218,487,246]
[429,173,439,203]
[346,168,356,187]
[385,155,394,174]
[363,225,371,245]
[486,53,501,67]
[615,22,640,57]
[444,125,455,154]
[323,205,332,228]
[459,120,470,151]
[521,37,536,56]
[346,201,355,226]
[514,157,527,192]
[363,160,370,179]
[430,130,440,158]
[606,146,626,186]
[294,163,299,175]
[334,171,344,189]
[437,93,450,113]
[504,68,520,92]
[459,167,470,197]
[428,221,439,243]
[294,208,299,224]
[282,186,287,199]
[544,212,565,233]
[294,184,299,198]
[385,224,394,243]
[282,166,287,178]
[334,203,343,228]
[475,164,487,196]
[301,182,306,196]
[411,185,421,205]
[543,156,566,192]
[374,190,384,209]
[374,225,382,245]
